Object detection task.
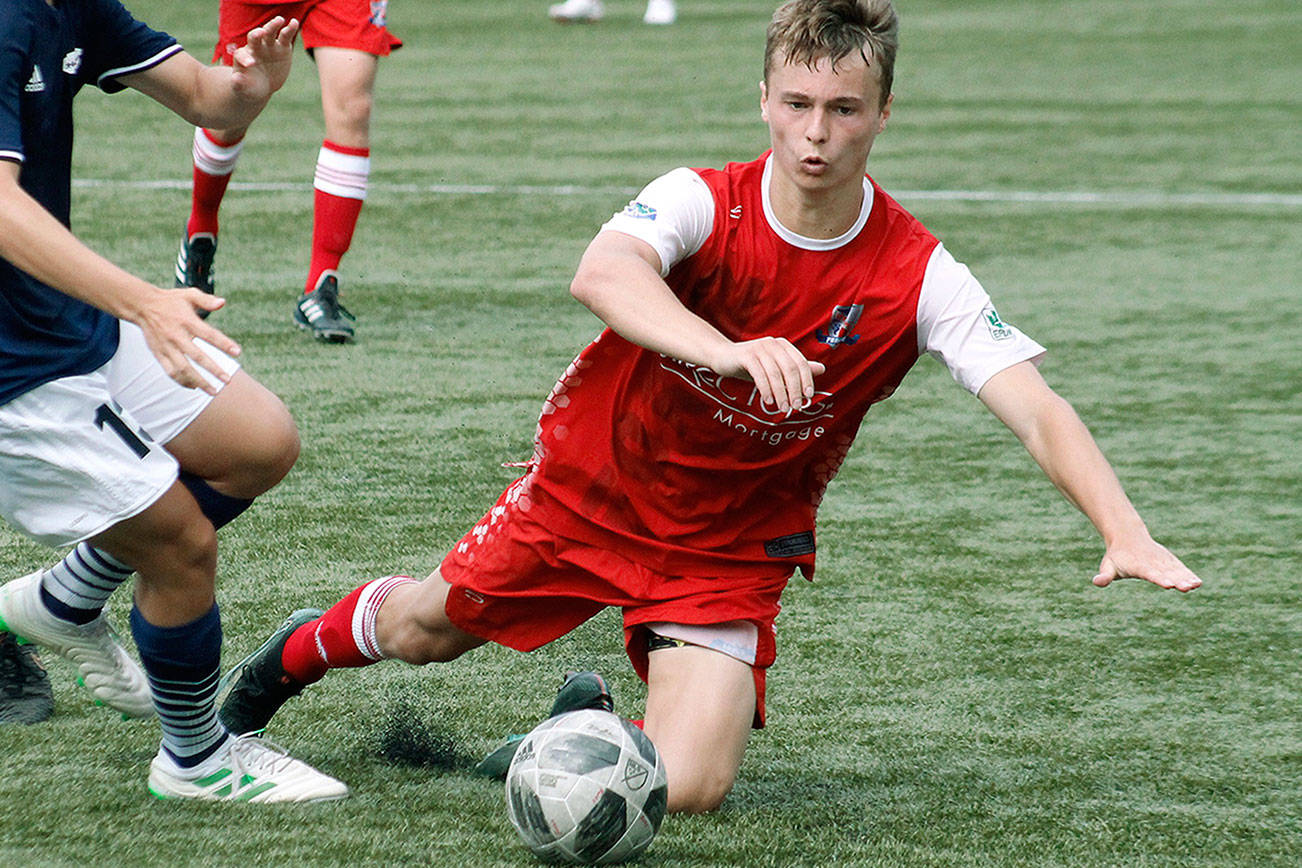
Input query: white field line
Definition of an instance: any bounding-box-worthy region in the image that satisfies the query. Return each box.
[71,177,1302,208]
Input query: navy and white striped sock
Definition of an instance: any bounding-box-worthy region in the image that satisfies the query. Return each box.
[130,604,228,769]
[39,543,133,625]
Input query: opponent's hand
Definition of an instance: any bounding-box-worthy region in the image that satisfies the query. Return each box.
[1093,536,1202,593]
[135,288,242,394]
[230,16,299,99]
[712,336,826,414]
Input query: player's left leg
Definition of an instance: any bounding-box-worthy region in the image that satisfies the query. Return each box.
[642,642,754,814]
[293,46,380,343]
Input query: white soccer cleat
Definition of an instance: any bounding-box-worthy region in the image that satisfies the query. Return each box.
[643,0,676,25]
[148,733,349,803]
[549,0,604,23]
[0,571,153,719]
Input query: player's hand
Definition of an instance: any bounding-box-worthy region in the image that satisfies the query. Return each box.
[1093,535,1202,593]
[135,288,242,394]
[713,336,826,414]
[230,16,299,99]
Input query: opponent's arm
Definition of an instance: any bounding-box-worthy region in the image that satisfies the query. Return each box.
[119,16,298,130]
[0,161,238,392]
[978,360,1201,592]
[570,230,825,413]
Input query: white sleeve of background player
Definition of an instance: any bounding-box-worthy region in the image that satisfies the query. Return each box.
[598,167,715,276]
[916,243,1048,395]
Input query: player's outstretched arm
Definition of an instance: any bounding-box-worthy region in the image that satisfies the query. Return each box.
[570,231,824,413]
[0,163,238,393]
[119,16,299,130]
[978,361,1201,592]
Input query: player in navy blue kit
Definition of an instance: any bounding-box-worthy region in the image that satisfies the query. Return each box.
[0,1,345,802]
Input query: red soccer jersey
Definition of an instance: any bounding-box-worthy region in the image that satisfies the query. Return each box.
[509,155,940,581]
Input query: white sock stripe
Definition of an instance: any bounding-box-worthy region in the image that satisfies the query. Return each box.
[314,147,370,200]
[192,127,242,176]
[350,575,415,660]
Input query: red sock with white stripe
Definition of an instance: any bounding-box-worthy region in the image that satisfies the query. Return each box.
[280,575,415,684]
[187,128,243,239]
[305,139,369,293]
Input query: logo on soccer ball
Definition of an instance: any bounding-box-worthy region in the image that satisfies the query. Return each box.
[370,0,389,27]
[622,758,649,790]
[816,303,863,347]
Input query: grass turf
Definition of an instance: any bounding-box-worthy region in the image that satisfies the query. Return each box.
[1,0,1298,864]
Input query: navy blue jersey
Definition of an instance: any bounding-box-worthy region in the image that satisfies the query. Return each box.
[0,0,181,406]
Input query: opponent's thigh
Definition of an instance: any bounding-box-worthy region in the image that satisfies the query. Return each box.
[643,644,755,813]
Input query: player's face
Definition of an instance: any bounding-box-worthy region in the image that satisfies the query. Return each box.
[760,50,892,199]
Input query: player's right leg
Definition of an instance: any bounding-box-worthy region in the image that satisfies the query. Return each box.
[642,641,755,814]
[218,570,486,734]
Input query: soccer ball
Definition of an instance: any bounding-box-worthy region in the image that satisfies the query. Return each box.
[505,709,668,864]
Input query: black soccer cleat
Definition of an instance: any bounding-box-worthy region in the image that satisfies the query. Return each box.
[217,608,323,735]
[474,671,615,779]
[174,230,217,317]
[293,271,355,343]
[0,632,54,725]
[549,670,615,718]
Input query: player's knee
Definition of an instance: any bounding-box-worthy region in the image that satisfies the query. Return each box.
[237,401,299,494]
[667,771,735,814]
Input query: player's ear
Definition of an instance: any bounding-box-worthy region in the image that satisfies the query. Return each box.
[877,92,893,133]
[759,80,770,122]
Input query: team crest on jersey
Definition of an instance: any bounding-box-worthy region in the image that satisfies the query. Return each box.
[621,200,657,220]
[62,49,83,75]
[983,305,1014,341]
[24,65,44,93]
[816,304,863,346]
[370,0,389,27]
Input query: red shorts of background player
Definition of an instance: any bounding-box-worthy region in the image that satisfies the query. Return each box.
[440,483,790,727]
[212,0,402,64]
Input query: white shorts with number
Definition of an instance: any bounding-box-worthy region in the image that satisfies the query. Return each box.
[0,323,239,548]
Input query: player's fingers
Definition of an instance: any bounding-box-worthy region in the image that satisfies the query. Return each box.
[776,339,817,406]
[739,350,781,411]
[753,343,794,412]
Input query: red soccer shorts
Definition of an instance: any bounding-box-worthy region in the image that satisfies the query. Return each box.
[213,0,402,64]
[440,481,789,727]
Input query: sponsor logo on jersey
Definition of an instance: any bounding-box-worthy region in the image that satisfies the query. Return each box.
[729,205,743,219]
[62,49,83,75]
[621,200,657,220]
[983,305,1014,341]
[370,0,389,27]
[816,303,863,346]
[24,65,44,93]
[659,357,835,446]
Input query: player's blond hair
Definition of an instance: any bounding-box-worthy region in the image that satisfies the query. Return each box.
[764,0,899,106]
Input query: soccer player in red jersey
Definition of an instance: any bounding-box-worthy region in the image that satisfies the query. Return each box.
[219,0,1202,813]
[175,0,403,343]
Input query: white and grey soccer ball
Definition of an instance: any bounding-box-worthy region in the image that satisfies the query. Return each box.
[505,708,668,864]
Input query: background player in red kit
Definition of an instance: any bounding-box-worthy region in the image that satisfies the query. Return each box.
[219,0,1202,813]
[175,0,401,342]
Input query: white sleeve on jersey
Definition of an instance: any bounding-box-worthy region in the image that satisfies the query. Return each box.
[916,243,1047,395]
[598,167,715,276]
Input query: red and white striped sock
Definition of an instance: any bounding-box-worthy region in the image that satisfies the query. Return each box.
[305,139,369,293]
[187,128,243,239]
[281,575,416,684]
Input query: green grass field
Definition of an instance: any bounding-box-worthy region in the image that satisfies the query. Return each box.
[2,0,1299,864]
